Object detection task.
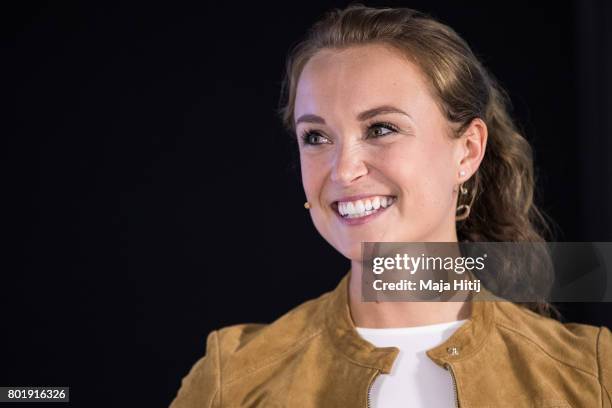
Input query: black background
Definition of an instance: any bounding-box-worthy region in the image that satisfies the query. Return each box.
[6,1,612,407]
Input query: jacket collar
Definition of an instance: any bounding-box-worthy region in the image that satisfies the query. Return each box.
[324,270,495,372]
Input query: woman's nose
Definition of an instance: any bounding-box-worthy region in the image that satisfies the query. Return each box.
[330,141,368,185]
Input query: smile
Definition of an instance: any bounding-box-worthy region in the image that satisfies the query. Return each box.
[332,195,396,220]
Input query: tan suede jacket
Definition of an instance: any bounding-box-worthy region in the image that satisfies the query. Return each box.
[170,271,612,407]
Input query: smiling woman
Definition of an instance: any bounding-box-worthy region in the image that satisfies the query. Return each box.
[169,5,612,408]
[292,43,486,257]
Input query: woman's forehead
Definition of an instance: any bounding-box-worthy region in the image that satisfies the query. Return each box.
[295,44,433,123]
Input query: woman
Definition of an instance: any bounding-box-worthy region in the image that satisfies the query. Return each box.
[170,5,611,407]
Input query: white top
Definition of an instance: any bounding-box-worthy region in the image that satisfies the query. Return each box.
[356,319,467,408]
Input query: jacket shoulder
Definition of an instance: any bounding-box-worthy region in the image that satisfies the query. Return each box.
[169,290,332,407]
[216,290,332,382]
[493,302,609,378]
[170,330,221,407]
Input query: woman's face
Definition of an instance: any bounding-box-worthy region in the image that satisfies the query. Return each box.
[294,43,485,261]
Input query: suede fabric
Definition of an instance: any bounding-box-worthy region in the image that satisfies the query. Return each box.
[170,271,612,407]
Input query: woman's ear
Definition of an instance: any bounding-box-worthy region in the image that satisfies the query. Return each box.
[457,118,488,178]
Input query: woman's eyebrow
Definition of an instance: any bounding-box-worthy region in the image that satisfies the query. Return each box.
[295,105,412,126]
[295,113,325,126]
[357,105,412,121]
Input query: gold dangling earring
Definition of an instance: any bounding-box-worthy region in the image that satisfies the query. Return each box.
[456,183,471,221]
[304,201,311,209]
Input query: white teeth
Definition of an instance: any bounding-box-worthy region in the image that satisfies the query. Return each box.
[346,202,355,214]
[372,197,381,210]
[346,209,377,219]
[335,195,395,219]
[355,200,365,213]
[339,202,347,216]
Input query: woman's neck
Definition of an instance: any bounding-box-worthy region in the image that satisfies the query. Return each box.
[348,261,471,328]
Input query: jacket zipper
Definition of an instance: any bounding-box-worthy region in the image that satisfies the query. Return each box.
[366,370,379,408]
[445,363,459,408]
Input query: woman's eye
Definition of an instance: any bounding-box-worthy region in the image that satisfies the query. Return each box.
[368,122,398,138]
[301,131,330,145]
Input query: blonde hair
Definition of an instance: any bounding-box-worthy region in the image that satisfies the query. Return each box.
[278,4,557,316]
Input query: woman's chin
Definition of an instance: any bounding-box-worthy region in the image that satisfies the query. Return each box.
[335,242,369,262]
[333,232,425,261]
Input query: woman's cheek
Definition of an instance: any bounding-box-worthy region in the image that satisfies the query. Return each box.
[300,159,320,198]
